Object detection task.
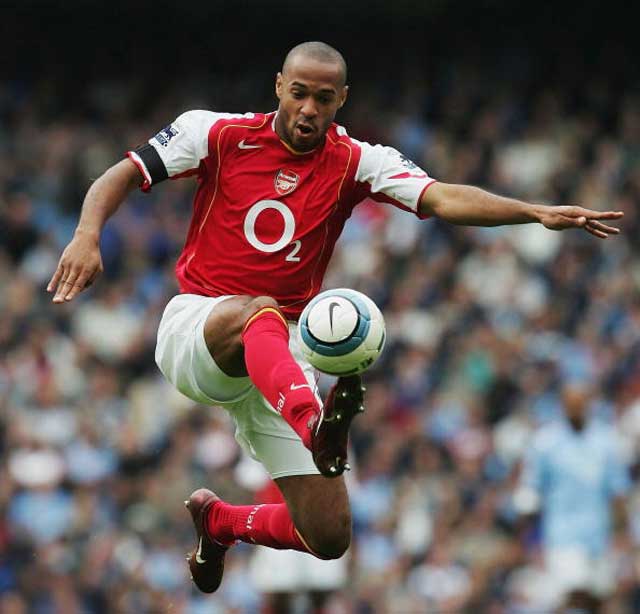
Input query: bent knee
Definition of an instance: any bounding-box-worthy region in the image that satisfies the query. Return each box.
[313,531,351,560]
[248,295,280,311]
[303,517,351,560]
[242,296,282,321]
[319,538,350,560]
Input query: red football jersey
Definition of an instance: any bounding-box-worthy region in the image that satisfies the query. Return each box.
[127,111,435,319]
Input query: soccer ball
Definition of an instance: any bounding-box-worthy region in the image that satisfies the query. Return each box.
[298,288,386,376]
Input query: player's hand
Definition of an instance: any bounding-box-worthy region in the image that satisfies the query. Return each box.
[539,205,623,238]
[47,231,103,303]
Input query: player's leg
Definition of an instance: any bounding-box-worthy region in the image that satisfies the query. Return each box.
[190,475,350,559]
[157,295,351,589]
[203,295,321,449]
[189,393,352,562]
[202,294,365,476]
[186,391,354,592]
[186,477,350,594]
[183,295,361,592]
[274,474,351,559]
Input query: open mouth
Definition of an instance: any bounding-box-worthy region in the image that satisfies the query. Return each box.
[296,123,314,137]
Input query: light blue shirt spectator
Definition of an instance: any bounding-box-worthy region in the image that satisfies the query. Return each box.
[9,490,75,544]
[519,418,630,557]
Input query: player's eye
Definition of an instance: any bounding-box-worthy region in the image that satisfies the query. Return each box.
[292,91,305,99]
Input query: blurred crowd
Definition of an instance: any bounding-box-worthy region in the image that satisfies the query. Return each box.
[2,35,640,614]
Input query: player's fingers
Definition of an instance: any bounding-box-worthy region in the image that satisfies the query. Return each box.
[52,267,70,303]
[63,270,93,301]
[59,270,83,302]
[47,264,64,294]
[586,220,620,235]
[52,269,79,303]
[560,206,623,221]
[587,210,624,220]
[584,224,609,239]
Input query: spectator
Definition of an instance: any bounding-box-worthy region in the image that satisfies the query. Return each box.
[515,382,632,611]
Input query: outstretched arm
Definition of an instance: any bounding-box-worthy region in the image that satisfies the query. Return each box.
[47,158,142,303]
[419,182,623,238]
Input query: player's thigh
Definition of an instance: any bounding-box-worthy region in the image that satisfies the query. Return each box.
[275,474,351,549]
[203,294,281,376]
[156,294,256,404]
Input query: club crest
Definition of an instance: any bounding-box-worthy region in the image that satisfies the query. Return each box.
[274,169,299,196]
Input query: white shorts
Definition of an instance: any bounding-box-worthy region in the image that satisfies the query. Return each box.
[249,546,348,592]
[545,546,615,598]
[155,294,320,479]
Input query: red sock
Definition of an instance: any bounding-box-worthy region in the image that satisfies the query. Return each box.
[241,308,319,449]
[208,501,326,558]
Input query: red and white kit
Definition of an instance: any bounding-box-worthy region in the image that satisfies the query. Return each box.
[128,110,436,319]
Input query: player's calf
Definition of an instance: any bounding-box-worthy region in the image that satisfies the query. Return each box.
[240,297,321,448]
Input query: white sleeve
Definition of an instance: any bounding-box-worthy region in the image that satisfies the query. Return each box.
[127,110,249,191]
[353,138,436,217]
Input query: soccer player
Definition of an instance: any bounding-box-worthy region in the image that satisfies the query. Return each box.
[47,41,623,594]
[515,382,631,610]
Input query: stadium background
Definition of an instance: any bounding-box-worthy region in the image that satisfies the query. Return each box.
[2,1,640,612]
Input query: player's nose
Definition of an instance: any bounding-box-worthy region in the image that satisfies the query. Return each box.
[300,97,318,119]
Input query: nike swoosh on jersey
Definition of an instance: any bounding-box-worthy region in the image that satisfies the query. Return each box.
[238,139,262,150]
[195,537,206,564]
[290,383,312,391]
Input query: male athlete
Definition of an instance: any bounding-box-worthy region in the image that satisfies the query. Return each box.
[48,42,623,593]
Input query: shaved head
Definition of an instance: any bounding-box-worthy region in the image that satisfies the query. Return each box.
[275,41,349,152]
[282,41,347,86]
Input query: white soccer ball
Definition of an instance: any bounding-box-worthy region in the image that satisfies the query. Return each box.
[297,288,386,376]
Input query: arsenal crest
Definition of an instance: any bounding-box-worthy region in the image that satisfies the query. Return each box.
[274,169,299,196]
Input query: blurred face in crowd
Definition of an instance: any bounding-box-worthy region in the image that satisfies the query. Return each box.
[275,54,348,153]
[562,384,592,430]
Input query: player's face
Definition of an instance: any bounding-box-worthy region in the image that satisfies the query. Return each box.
[275,57,348,152]
[562,384,591,426]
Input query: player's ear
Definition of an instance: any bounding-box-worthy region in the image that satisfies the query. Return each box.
[275,72,283,100]
[338,85,348,108]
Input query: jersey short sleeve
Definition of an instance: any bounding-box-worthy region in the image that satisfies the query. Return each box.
[127,110,248,191]
[352,138,436,218]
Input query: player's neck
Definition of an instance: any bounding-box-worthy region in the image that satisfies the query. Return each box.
[273,113,319,155]
[279,138,318,155]
[568,416,586,432]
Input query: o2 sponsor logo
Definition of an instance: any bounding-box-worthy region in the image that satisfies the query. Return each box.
[243,200,301,262]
